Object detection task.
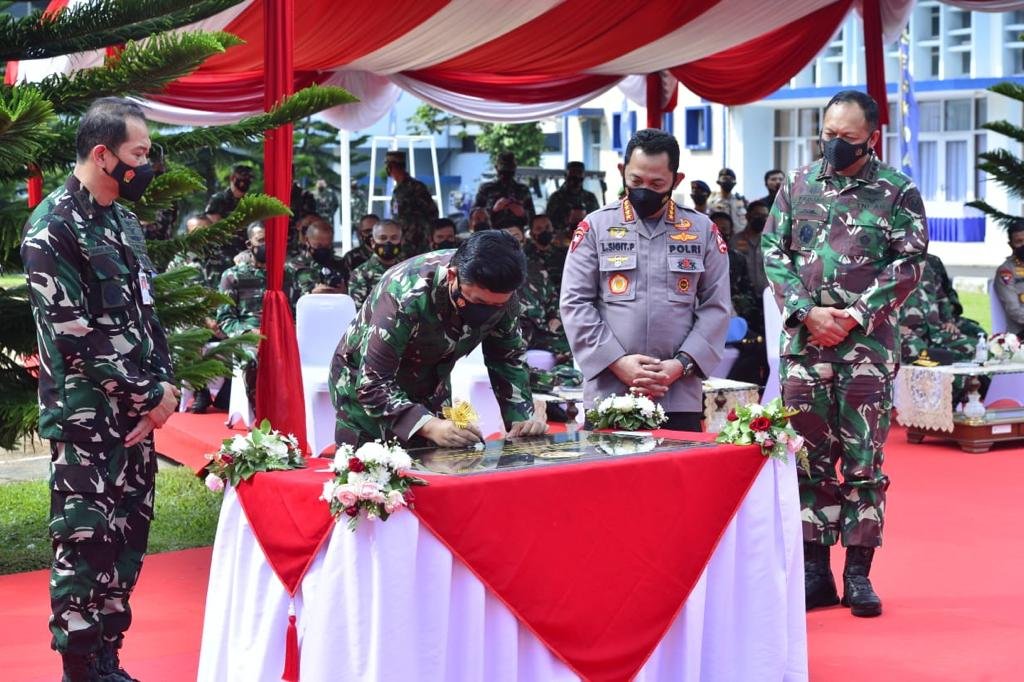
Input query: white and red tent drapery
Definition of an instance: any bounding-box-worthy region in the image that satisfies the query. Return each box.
[10,0,1022,449]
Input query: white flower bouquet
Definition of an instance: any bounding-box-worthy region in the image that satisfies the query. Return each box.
[205,419,305,491]
[988,332,1021,363]
[585,393,668,431]
[320,441,428,531]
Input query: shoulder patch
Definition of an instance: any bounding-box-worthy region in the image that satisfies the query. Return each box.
[711,225,728,254]
[570,220,591,253]
[999,268,1013,285]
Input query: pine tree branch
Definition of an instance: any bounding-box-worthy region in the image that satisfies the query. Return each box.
[156,85,359,155]
[0,0,245,61]
[965,199,1018,232]
[146,193,291,270]
[989,81,1024,105]
[976,149,1024,200]
[125,165,206,223]
[167,327,261,390]
[0,200,31,272]
[980,120,1024,145]
[0,86,58,179]
[35,31,244,115]
[0,284,35,355]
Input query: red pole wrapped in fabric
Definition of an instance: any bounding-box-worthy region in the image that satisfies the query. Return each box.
[256,0,309,458]
[645,72,662,130]
[862,0,890,160]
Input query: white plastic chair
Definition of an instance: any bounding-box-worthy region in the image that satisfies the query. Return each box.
[984,279,1024,406]
[761,287,783,402]
[296,294,358,456]
[450,345,504,438]
[225,364,252,429]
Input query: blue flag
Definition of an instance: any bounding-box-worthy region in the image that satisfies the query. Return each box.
[898,29,918,181]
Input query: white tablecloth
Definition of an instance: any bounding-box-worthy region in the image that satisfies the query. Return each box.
[198,457,808,682]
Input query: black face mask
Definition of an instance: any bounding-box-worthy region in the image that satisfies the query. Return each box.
[690,192,709,206]
[748,216,767,234]
[565,176,583,189]
[252,245,267,264]
[534,231,554,246]
[821,137,871,171]
[435,239,458,250]
[311,246,334,265]
[497,171,515,184]
[626,185,670,219]
[107,155,155,202]
[451,283,503,327]
[234,179,251,193]
[375,243,402,261]
[718,179,735,192]
[1013,245,1024,261]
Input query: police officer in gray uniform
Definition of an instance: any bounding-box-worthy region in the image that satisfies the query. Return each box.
[560,129,731,431]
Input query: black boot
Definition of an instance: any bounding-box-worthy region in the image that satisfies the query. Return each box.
[190,387,212,414]
[842,546,882,617]
[93,642,140,682]
[803,542,840,610]
[60,652,100,682]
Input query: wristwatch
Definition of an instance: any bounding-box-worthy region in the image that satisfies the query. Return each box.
[791,306,813,327]
[674,352,697,377]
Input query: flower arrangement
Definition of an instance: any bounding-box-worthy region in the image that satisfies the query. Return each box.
[988,332,1022,363]
[585,393,668,431]
[715,398,810,473]
[205,419,306,491]
[320,441,428,530]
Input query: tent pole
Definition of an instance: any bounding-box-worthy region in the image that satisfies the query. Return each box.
[339,128,351,253]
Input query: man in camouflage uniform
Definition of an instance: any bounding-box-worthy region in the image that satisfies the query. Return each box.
[341,213,379,274]
[429,217,458,250]
[312,177,340,220]
[523,213,568,291]
[348,219,405,308]
[288,216,349,300]
[21,98,180,682]
[473,151,535,227]
[205,164,254,286]
[545,161,600,235]
[386,150,438,256]
[923,252,984,340]
[900,257,976,365]
[329,231,546,447]
[708,167,748,232]
[561,129,731,432]
[994,220,1024,335]
[763,91,928,618]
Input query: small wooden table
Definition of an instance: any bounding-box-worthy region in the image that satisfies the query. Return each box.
[895,363,1024,453]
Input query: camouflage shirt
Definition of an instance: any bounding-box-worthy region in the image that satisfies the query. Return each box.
[762,157,928,364]
[216,261,294,337]
[899,256,973,363]
[328,251,533,445]
[473,179,536,225]
[994,254,1024,335]
[545,185,600,233]
[22,175,173,444]
[341,243,373,274]
[348,256,390,309]
[287,249,349,301]
[391,176,438,255]
[522,240,568,290]
[517,261,560,346]
[204,187,239,218]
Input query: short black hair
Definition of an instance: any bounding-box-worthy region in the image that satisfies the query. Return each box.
[75,97,147,162]
[530,213,551,228]
[1008,218,1024,237]
[431,218,456,235]
[708,211,733,226]
[232,165,253,177]
[359,213,380,224]
[747,200,770,212]
[718,168,736,179]
[624,128,680,175]
[566,161,585,172]
[824,90,880,132]
[495,214,527,230]
[764,169,784,183]
[451,230,526,293]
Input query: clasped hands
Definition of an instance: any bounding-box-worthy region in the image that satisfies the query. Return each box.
[804,307,859,347]
[610,354,686,399]
[126,381,181,447]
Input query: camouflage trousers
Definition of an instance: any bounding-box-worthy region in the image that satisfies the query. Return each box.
[781,359,893,548]
[48,437,156,655]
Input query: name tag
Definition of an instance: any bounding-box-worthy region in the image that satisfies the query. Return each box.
[138,271,153,305]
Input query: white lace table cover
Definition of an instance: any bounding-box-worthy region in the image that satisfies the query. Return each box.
[895,362,1024,432]
[197,457,808,682]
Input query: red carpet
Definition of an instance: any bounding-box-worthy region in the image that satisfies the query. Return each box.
[2,427,1022,680]
[154,411,247,473]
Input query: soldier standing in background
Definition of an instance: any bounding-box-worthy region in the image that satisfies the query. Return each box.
[329,231,546,447]
[21,97,180,682]
[560,129,731,432]
[763,90,928,619]
[994,220,1024,335]
[473,151,535,227]
[288,216,349,299]
[386,150,438,256]
[546,161,600,235]
[342,213,379,274]
[348,219,405,308]
[523,214,568,290]
[708,167,748,232]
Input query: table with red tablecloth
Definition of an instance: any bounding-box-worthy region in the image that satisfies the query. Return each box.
[197,431,808,682]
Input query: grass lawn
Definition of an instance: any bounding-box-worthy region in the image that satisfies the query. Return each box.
[0,465,222,575]
[958,290,992,334]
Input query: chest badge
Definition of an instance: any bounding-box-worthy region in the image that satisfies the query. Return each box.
[608,273,630,295]
[608,226,629,238]
[678,258,695,270]
[606,255,630,267]
[676,276,691,293]
[799,222,816,245]
[674,219,692,230]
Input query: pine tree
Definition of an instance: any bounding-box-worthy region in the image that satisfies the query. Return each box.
[0,0,357,447]
[967,82,1024,230]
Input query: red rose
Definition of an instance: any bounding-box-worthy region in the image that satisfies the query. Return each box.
[750,416,772,432]
[345,506,359,517]
[726,409,738,422]
[219,453,234,464]
[348,457,366,473]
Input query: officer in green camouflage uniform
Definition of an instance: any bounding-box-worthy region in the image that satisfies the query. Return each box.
[329,231,546,447]
[22,98,181,682]
[523,214,568,291]
[348,219,404,308]
[899,256,976,365]
[763,91,927,619]
[545,161,600,235]
[205,165,253,285]
[473,151,536,227]
[164,214,228,289]
[386,151,438,256]
[924,253,984,340]
[341,213,379,274]
[287,216,349,300]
